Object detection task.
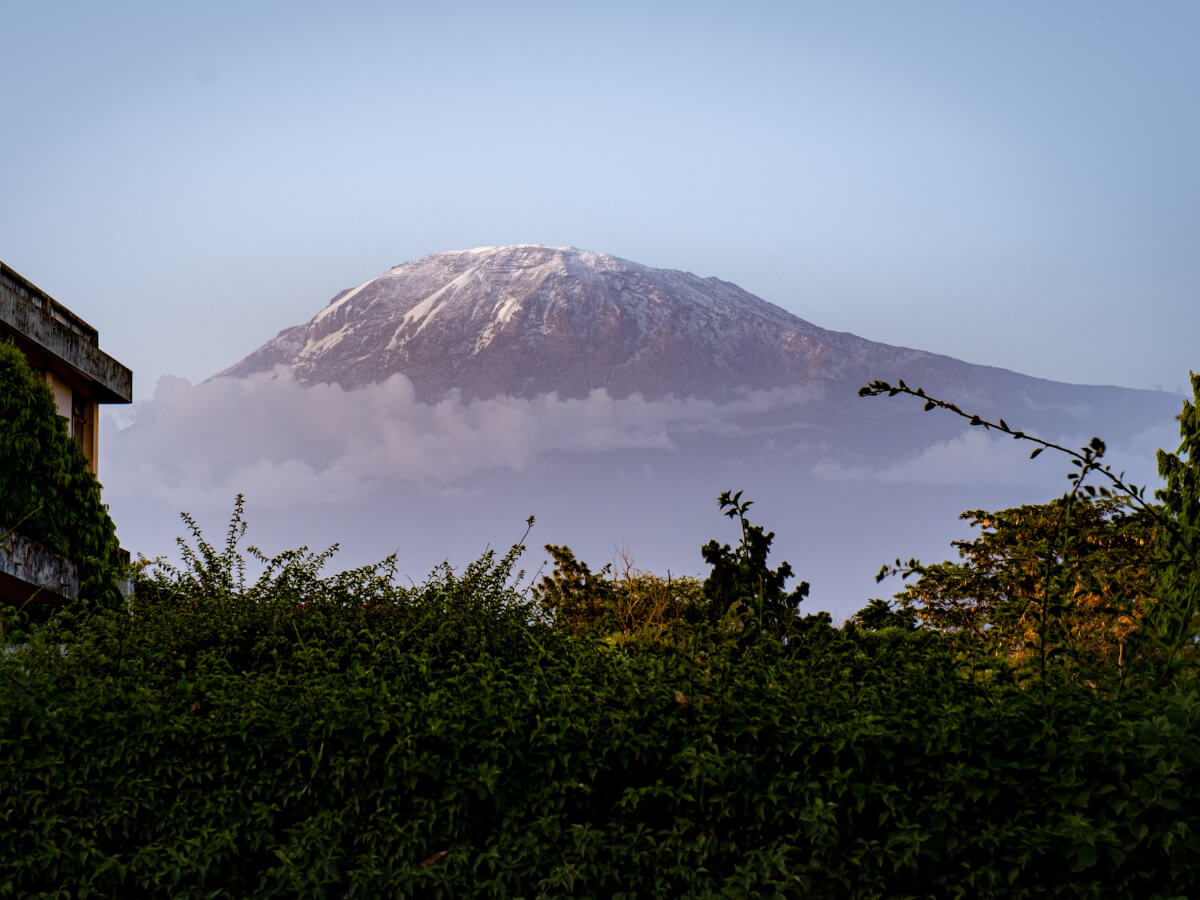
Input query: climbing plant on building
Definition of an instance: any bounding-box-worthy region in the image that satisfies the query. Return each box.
[0,341,123,612]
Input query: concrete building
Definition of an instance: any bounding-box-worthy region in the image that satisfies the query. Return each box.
[0,262,132,606]
[0,262,132,474]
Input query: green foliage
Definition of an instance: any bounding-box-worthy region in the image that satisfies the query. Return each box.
[884,496,1158,676]
[534,545,704,641]
[534,543,620,634]
[1148,371,1200,679]
[701,489,809,638]
[850,597,918,632]
[4,503,1200,896]
[863,375,1200,689]
[127,498,542,673]
[8,377,1200,895]
[536,491,810,644]
[0,341,122,611]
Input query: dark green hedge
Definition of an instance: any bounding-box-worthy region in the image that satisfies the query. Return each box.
[3,546,1199,898]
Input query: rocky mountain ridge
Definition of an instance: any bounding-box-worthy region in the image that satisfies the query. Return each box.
[221,245,992,402]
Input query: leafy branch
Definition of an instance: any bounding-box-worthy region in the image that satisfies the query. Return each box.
[858,379,1150,504]
[862,375,1200,687]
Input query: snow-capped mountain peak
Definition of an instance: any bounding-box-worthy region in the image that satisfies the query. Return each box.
[219,245,957,401]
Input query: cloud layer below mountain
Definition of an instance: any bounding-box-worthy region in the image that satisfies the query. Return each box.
[104,368,832,507]
[100,368,1177,620]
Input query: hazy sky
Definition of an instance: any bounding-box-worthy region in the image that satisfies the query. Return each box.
[4,1,1198,398]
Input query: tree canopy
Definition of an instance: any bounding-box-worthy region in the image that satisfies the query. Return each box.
[887,496,1157,673]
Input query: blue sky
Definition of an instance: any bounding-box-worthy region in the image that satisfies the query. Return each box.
[4,1,1198,398]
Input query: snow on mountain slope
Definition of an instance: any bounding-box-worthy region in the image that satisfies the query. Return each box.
[219,245,969,401]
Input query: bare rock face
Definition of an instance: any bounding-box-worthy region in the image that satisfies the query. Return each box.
[219,245,974,401]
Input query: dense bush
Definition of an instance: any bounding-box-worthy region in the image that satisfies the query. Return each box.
[0,341,123,610]
[535,545,707,641]
[3,504,1200,898]
[5,376,1200,896]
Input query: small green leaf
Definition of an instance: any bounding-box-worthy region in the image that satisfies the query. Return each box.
[1074,844,1097,870]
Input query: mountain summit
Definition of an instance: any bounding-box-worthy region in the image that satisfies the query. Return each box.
[221,245,968,401]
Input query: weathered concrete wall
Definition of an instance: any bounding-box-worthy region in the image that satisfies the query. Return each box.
[0,528,79,604]
[0,263,132,403]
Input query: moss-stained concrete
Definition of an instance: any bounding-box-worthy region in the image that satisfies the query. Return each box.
[0,527,79,605]
[0,263,132,403]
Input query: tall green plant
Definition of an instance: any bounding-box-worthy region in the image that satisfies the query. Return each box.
[701,490,809,637]
[534,544,619,635]
[1149,372,1200,679]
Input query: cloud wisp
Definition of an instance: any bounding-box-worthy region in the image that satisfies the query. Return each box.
[101,368,826,510]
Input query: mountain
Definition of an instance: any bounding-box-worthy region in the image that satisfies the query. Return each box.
[221,244,1020,402]
[216,243,1181,467]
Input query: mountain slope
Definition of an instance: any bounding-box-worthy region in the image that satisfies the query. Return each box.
[221,245,986,401]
